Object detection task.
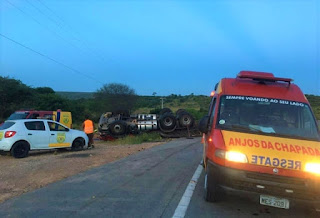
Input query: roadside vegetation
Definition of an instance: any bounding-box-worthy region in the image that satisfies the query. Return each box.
[1,76,320,126]
[107,132,164,145]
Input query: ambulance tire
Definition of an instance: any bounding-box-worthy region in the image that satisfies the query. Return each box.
[11,141,29,158]
[204,164,222,202]
[72,138,85,151]
[109,120,127,136]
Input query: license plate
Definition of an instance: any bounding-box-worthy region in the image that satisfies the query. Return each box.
[260,195,289,209]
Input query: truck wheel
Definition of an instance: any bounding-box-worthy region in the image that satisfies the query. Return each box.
[72,138,84,151]
[159,108,172,116]
[175,109,187,115]
[159,112,177,132]
[11,141,29,158]
[204,164,222,202]
[177,112,194,128]
[113,109,130,117]
[109,120,127,136]
[128,124,139,134]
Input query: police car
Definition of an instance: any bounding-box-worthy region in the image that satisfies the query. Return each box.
[0,119,88,158]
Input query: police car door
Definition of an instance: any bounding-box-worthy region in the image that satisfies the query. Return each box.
[24,121,49,149]
[47,121,72,148]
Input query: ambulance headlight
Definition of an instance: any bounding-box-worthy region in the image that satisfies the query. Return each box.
[225,151,248,163]
[305,163,320,175]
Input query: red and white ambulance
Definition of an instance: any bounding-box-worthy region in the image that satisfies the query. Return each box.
[199,71,320,210]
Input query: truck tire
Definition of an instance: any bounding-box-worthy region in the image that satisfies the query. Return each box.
[159,108,172,116]
[177,112,194,128]
[159,112,177,132]
[128,124,139,134]
[175,109,187,115]
[11,141,29,158]
[109,120,127,136]
[113,109,130,117]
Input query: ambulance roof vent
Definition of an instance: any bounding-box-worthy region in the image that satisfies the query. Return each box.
[237,71,292,85]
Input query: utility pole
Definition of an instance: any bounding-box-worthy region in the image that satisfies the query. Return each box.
[160,97,165,109]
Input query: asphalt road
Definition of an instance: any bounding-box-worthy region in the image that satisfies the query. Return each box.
[0,138,318,217]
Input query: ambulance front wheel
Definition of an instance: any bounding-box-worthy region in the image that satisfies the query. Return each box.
[204,164,222,202]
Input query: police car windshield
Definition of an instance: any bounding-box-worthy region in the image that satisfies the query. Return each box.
[217,95,320,141]
[7,112,29,120]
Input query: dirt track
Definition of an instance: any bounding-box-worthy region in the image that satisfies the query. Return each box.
[0,140,164,203]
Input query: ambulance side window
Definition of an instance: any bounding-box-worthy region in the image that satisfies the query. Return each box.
[44,114,54,120]
[208,98,217,130]
[30,113,39,119]
[302,106,317,134]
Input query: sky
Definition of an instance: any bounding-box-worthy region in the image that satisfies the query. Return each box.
[0,0,319,96]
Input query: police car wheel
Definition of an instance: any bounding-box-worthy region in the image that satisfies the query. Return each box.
[72,138,84,151]
[11,141,29,158]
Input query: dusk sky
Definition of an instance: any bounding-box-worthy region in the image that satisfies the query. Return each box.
[0,0,319,96]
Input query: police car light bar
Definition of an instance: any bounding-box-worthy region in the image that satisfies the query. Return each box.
[237,71,292,85]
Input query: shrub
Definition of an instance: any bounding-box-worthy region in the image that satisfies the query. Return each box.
[110,132,163,145]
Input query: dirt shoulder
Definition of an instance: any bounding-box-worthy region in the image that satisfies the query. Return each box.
[0,140,165,203]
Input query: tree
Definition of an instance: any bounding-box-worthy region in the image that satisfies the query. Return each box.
[34,87,55,95]
[0,76,34,120]
[94,83,137,114]
[33,93,70,111]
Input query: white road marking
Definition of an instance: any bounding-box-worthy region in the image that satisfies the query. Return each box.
[172,163,203,218]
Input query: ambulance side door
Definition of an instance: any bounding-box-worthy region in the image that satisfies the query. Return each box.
[203,97,217,163]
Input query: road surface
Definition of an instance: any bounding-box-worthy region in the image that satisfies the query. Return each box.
[0,138,317,217]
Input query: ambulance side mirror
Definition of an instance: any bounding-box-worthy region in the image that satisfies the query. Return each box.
[199,115,210,134]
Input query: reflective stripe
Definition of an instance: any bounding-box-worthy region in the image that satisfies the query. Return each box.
[83,120,94,133]
[49,143,71,147]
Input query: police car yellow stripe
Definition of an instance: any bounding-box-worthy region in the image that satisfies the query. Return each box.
[49,143,71,148]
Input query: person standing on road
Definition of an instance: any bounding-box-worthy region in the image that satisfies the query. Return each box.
[82,115,95,148]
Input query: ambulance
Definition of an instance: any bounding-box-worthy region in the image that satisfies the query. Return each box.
[199,71,320,210]
[7,109,72,128]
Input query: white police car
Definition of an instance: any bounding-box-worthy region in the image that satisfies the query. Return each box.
[0,119,88,158]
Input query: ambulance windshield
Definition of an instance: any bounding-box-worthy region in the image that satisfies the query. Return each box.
[7,112,29,120]
[217,95,320,141]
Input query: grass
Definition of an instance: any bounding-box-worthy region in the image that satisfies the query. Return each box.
[109,132,164,145]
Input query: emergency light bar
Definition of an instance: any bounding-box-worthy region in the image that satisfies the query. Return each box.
[237,71,292,85]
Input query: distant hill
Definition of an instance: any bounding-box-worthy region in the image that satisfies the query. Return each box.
[56,91,94,100]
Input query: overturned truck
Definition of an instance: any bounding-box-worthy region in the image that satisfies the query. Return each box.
[98,108,200,139]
